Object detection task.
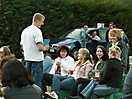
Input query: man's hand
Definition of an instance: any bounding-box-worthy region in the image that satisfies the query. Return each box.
[37,43,49,51]
[44,45,49,51]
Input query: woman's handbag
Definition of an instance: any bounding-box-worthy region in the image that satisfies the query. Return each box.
[80,79,97,98]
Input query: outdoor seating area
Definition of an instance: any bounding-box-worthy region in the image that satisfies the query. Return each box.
[46,74,127,99]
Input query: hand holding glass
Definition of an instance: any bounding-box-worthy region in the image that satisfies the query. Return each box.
[95,71,100,80]
[69,69,74,75]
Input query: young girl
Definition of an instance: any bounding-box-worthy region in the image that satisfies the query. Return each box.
[45,48,93,99]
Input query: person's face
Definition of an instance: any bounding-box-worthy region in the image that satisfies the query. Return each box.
[108,51,113,59]
[60,50,67,58]
[77,51,85,60]
[92,31,97,37]
[84,26,88,31]
[36,18,44,28]
[110,36,118,43]
[0,52,4,58]
[96,48,103,59]
[109,24,113,29]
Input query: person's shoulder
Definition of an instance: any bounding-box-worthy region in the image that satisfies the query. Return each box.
[2,87,8,91]
[25,25,41,32]
[80,28,84,32]
[85,60,93,66]
[66,55,74,60]
[32,84,42,89]
[118,39,128,47]
[101,60,107,63]
[24,25,32,29]
[2,86,12,94]
[119,39,126,44]
[108,58,120,63]
[27,84,42,93]
[106,29,110,32]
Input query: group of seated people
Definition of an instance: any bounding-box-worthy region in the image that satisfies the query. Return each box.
[40,29,128,99]
[42,45,123,99]
[42,28,129,99]
[0,28,130,99]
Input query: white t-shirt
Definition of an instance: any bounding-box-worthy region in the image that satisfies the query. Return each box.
[20,25,44,61]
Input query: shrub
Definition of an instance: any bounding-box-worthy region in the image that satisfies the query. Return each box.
[0,0,132,58]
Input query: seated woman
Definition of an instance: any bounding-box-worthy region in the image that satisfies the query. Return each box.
[74,46,123,99]
[41,45,75,97]
[1,59,43,99]
[68,45,107,99]
[45,48,93,99]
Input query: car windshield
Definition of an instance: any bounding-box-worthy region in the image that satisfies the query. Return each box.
[61,29,81,40]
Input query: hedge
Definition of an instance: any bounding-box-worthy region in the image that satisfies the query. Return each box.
[0,0,132,58]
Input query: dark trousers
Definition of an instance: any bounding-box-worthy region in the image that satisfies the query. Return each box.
[70,78,91,96]
[41,73,53,93]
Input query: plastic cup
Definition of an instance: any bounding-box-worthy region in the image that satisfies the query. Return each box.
[69,69,74,75]
[95,71,100,80]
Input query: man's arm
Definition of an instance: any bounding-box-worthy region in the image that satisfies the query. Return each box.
[37,42,49,51]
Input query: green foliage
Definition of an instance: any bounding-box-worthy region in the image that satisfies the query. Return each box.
[0,0,132,58]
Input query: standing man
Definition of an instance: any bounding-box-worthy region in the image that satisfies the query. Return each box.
[20,13,49,88]
[79,25,88,48]
[106,22,115,42]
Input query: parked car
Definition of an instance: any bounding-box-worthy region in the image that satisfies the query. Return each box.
[48,27,129,60]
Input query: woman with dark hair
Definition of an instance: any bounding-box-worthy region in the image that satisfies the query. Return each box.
[68,45,107,99]
[1,59,43,99]
[0,56,16,80]
[0,56,16,69]
[41,45,75,98]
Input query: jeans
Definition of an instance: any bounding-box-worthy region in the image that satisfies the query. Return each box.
[52,74,75,94]
[90,84,119,99]
[81,79,97,98]
[41,73,53,93]
[26,61,43,89]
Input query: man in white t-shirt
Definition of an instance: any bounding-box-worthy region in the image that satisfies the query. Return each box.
[20,13,49,88]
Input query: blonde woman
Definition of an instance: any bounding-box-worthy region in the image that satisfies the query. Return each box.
[107,29,129,73]
[45,48,93,99]
[0,46,15,59]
